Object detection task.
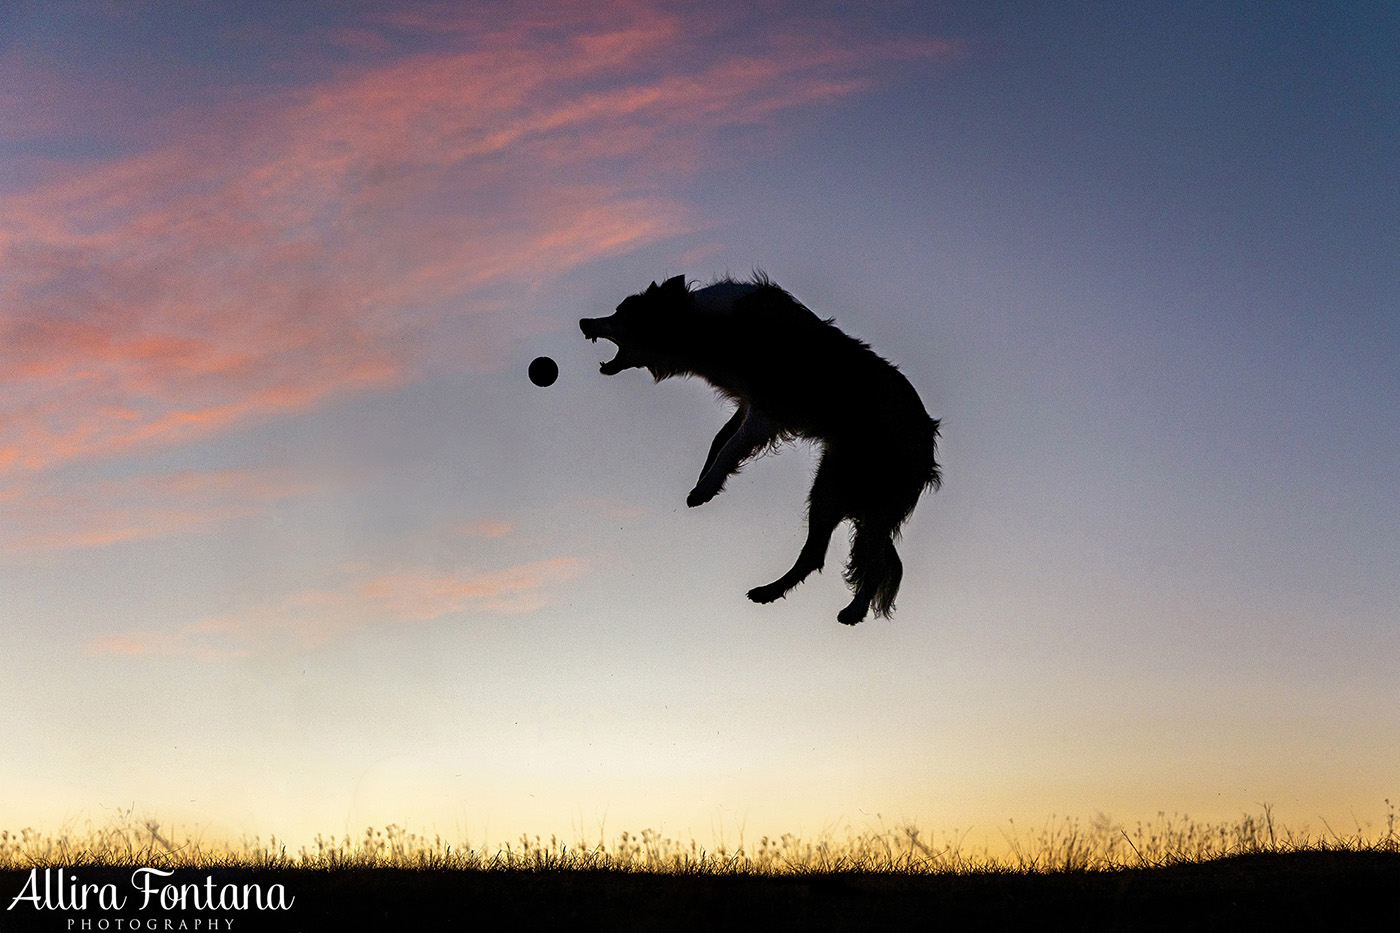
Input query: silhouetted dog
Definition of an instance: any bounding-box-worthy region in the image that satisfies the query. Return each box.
[581,274,940,625]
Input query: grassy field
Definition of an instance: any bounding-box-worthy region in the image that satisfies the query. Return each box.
[1,807,1396,930]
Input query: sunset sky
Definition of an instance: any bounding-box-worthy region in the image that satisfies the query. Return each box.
[2,1,1397,851]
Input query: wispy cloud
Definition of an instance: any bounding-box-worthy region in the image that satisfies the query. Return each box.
[359,561,582,620]
[1,467,315,552]
[455,518,514,539]
[89,556,585,659]
[575,496,651,522]
[1,3,953,557]
[2,2,950,479]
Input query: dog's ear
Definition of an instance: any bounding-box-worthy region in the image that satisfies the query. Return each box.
[660,275,687,295]
[644,280,660,294]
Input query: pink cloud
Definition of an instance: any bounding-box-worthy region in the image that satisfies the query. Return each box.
[2,1,952,473]
[455,518,514,539]
[1,467,316,552]
[90,556,585,658]
[2,3,954,514]
[360,559,584,620]
[575,496,651,522]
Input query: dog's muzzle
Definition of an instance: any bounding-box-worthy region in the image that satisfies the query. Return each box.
[579,317,608,341]
[580,317,630,374]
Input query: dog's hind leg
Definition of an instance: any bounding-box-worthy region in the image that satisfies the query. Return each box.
[688,407,777,507]
[838,521,903,625]
[747,446,847,605]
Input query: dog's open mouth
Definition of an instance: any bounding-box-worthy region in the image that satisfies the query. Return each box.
[596,343,637,375]
[580,317,630,375]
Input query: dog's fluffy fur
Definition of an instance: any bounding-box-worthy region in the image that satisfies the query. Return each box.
[581,274,940,625]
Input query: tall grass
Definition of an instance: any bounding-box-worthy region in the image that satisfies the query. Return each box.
[2,803,1395,875]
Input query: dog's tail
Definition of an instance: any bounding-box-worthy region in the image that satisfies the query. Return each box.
[896,414,941,504]
[926,418,943,493]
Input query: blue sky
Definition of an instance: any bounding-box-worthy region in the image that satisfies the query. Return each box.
[1,1,1396,849]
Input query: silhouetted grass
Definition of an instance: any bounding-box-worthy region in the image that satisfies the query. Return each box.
[2,805,1396,930]
[4,802,1395,873]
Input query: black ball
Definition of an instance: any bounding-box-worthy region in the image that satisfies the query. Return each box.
[528,356,559,387]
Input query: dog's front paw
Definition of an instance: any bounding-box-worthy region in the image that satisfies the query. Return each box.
[747,583,786,604]
[686,484,718,508]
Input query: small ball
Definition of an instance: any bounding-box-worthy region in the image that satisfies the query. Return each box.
[528,356,559,387]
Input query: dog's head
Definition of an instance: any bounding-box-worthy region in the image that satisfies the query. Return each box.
[580,275,689,375]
